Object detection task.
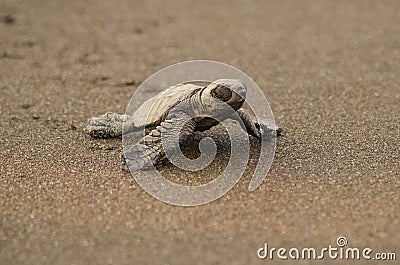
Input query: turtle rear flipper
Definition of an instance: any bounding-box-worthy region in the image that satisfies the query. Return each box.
[85,112,135,138]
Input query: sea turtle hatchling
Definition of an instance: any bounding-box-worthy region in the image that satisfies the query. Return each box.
[85,79,281,171]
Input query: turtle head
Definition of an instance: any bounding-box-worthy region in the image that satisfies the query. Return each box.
[205,79,247,110]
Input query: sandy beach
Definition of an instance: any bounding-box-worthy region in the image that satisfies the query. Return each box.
[1,0,399,264]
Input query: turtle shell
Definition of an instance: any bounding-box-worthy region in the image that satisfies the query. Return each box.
[131,83,202,128]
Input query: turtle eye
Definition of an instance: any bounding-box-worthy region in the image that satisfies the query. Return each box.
[212,85,232,102]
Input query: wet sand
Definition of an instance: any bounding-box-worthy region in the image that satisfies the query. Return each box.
[0,0,399,264]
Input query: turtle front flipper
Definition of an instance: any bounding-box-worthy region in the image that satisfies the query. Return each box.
[255,122,282,139]
[85,112,134,138]
[122,108,196,171]
[122,141,163,171]
[236,109,281,140]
